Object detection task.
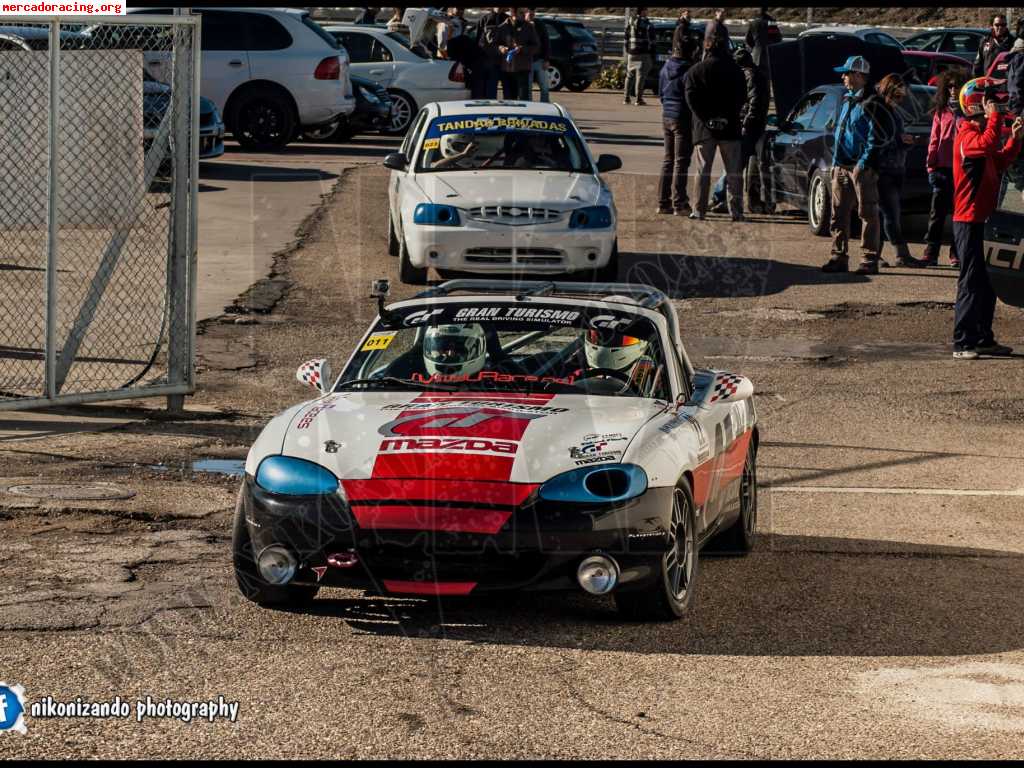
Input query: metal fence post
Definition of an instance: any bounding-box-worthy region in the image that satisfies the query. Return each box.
[44,20,60,400]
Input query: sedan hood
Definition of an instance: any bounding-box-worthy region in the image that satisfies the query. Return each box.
[415,172,603,210]
[277,391,663,485]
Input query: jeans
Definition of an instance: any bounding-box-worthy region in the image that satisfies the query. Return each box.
[659,117,692,210]
[830,165,880,261]
[925,168,956,257]
[624,53,652,101]
[694,138,743,215]
[528,59,549,102]
[952,221,997,350]
[877,169,907,253]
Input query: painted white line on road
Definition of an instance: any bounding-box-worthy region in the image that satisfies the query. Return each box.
[768,485,1024,497]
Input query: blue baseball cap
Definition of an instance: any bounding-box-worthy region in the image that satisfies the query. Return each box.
[834,55,871,75]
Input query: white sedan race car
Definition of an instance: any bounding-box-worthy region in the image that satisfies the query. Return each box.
[383,101,622,284]
[234,281,759,622]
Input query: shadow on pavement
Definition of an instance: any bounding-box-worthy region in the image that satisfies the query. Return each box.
[199,162,340,183]
[293,534,1024,657]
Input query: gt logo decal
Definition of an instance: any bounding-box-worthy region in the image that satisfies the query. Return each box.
[404,308,444,326]
[590,314,632,331]
[361,332,396,352]
[378,407,545,439]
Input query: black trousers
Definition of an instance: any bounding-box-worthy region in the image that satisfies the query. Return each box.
[877,170,906,247]
[501,71,530,100]
[925,168,956,255]
[952,221,997,350]
[658,117,692,210]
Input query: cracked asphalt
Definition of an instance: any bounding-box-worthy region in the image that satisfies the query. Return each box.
[2,91,1024,758]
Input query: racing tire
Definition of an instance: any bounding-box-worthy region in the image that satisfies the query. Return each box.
[231,489,319,607]
[383,89,416,135]
[807,168,831,237]
[547,63,565,91]
[387,208,400,257]
[399,236,428,285]
[232,88,296,152]
[566,79,591,92]
[615,481,700,621]
[707,440,757,555]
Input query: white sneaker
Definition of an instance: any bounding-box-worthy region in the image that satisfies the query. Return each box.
[953,349,979,360]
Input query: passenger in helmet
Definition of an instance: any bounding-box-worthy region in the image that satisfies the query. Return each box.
[582,323,660,395]
[433,132,480,169]
[423,323,487,377]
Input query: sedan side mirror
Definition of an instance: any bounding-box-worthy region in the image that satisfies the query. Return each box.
[383,152,408,171]
[596,154,622,173]
[296,358,332,395]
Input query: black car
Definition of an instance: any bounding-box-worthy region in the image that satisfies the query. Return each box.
[985,186,1024,308]
[644,20,737,94]
[303,74,392,142]
[901,27,989,64]
[535,17,602,92]
[766,83,935,235]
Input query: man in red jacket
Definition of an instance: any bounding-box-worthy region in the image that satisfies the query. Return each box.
[952,78,1024,359]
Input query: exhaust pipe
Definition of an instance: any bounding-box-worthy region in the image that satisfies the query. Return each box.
[577,554,619,595]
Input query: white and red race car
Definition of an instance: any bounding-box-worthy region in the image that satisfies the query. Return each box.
[234,280,759,621]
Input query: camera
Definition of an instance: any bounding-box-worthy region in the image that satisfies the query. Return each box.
[370,278,390,298]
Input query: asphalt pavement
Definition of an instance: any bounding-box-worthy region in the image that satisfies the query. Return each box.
[2,89,1024,759]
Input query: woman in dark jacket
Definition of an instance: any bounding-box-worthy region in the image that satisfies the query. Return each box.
[657,30,695,215]
[874,73,924,268]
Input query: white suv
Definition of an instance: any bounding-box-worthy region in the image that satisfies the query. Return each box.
[127,7,355,150]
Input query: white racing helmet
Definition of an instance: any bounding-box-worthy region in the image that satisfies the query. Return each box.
[440,132,476,159]
[584,301,649,371]
[423,323,487,376]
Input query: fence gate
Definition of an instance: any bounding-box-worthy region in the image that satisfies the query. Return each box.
[0,14,199,411]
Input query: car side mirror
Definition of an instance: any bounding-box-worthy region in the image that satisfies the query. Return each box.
[687,368,754,407]
[596,154,622,173]
[296,358,332,395]
[383,152,408,171]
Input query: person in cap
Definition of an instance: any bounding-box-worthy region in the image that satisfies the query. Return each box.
[822,55,885,274]
[623,7,656,105]
[684,19,747,220]
[950,77,1023,359]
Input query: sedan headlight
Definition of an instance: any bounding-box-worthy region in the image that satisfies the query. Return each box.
[414,203,461,226]
[255,455,340,496]
[539,464,648,504]
[568,205,612,229]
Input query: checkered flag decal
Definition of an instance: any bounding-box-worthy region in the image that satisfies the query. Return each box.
[709,373,742,403]
[297,358,327,388]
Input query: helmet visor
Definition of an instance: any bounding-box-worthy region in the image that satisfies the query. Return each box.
[424,334,481,362]
[586,330,642,348]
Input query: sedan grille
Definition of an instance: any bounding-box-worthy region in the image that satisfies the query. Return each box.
[468,206,564,225]
[465,247,565,266]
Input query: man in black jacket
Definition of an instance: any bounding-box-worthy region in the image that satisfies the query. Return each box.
[744,6,774,73]
[974,13,1015,77]
[684,21,748,220]
[623,7,656,105]
[474,7,508,99]
[498,8,540,100]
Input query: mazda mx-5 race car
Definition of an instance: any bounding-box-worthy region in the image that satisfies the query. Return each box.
[382,100,622,285]
[234,280,759,621]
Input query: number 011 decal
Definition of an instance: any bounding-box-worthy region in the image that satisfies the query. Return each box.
[362,332,396,352]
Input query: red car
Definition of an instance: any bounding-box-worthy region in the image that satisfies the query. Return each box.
[902,50,970,86]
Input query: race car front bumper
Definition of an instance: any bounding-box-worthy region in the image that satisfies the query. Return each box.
[238,476,674,595]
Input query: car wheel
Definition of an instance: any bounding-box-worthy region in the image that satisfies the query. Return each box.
[707,440,757,555]
[547,63,564,91]
[384,90,416,135]
[566,79,590,92]
[399,235,428,285]
[615,481,699,621]
[807,168,831,236]
[231,488,319,607]
[387,208,400,257]
[232,89,296,152]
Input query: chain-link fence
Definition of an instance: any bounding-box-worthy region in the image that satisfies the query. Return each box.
[0,14,199,411]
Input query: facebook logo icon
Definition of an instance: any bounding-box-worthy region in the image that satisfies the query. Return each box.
[0,683,26,735]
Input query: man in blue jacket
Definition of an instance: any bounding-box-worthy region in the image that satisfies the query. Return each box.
[823,55,884,275]
[657,28,694,215]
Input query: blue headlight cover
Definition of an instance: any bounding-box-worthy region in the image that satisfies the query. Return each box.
[538,463,648,504]
[255,455,340,496]
[568,205,612,229]
[414,203,461,226]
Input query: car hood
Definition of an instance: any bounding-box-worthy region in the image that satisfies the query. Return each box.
[414,171,603,210]
[273,391,664,485]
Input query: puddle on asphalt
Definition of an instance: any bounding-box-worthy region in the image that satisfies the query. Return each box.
[190,459,246,476]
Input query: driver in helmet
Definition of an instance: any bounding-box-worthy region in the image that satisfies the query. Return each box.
[582,327,660,395]
[432,132,480,170]
[422,323,487,378]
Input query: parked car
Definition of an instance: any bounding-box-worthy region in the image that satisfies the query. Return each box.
[303,74,392,142]
[235,279,759,621]
[0,25,90,50]
[535,16,602,92]
[902,50,970,86]
[383,100,622,284]
[766,83,935,235]
[798,25,905,49]
[143,70,225,160]
[645,20,736,94]
[986,185,1024,308]
[322,23,468,135]
[901,27,988,63]
[90,7,356,151]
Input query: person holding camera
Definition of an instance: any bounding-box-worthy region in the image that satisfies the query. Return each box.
[951,78,1023,359]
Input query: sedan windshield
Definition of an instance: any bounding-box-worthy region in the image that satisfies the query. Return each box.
[340,303,670,400]
[417,114,592,173]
